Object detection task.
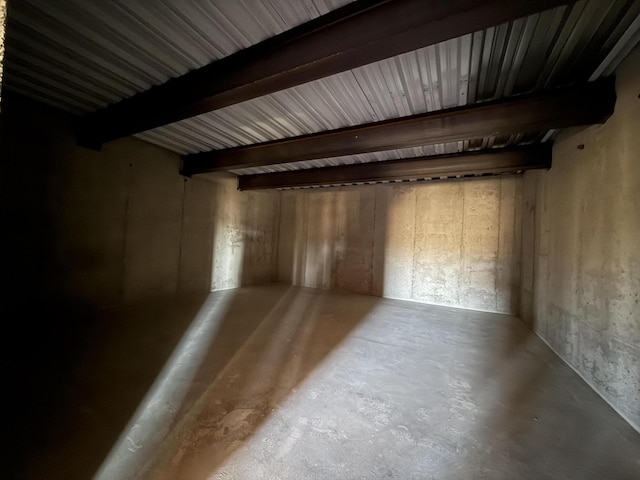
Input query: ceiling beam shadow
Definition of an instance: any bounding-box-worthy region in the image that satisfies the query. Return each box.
[182,78,614,176]
[236,144,551,190]
[78,0,573,148]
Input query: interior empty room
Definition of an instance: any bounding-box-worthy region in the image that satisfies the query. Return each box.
[1,0,639,479]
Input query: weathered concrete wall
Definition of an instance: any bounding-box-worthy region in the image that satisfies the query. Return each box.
[278,176,521,314]
[278,187,378,296]
[521,45,640,431]
[208,174,280,291]
[0,94,216,307]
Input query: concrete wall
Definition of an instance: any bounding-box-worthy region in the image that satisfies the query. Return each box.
[208,174,280,291]
[521,45,640,430]
[0,95,280,307]
[278,176,522,314]
[0,94,216,308]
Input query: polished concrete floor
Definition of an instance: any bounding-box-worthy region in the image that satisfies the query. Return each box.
[88,285,640,480]
[9,285,640,479]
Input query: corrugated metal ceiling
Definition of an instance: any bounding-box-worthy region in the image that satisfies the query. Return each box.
[4,0,640,174]
[3,0,352,113]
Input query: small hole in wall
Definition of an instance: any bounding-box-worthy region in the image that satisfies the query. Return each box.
[129,163,133,167]
[577,144,585,150]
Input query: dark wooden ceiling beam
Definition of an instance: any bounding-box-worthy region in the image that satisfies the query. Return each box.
[182,78,615,176]
[237,145,552,190]
[79,0,573,148]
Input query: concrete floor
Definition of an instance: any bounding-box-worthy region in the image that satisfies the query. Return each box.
[87,285,640,480]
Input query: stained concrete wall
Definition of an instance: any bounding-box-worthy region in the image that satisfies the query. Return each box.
[521,45,640,431]
[208,174,280,291]
[278,176,522,314]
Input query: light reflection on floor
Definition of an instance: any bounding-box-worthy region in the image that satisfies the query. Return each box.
[97,285,640,480]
